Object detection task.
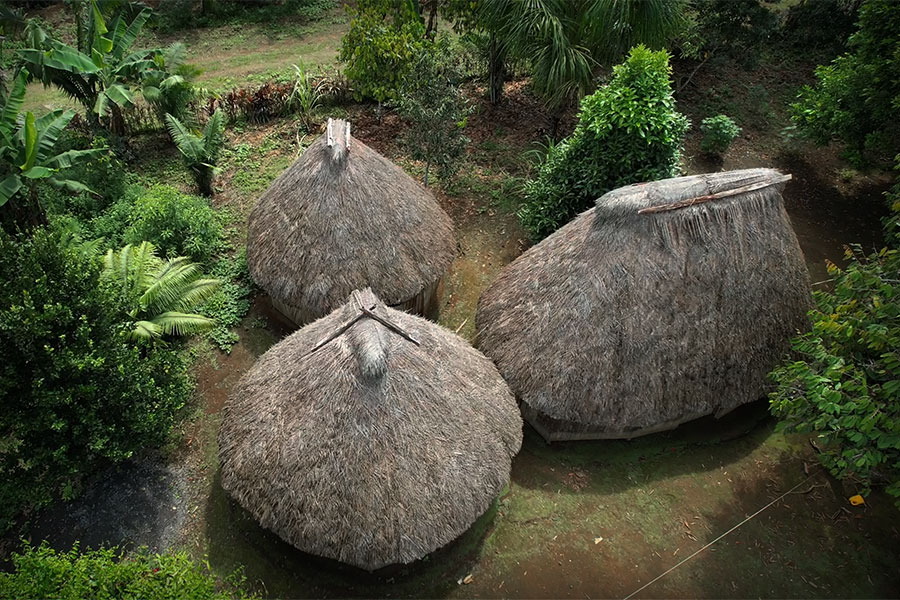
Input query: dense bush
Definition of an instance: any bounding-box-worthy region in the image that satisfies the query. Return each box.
[769,174,900,504]
[783,0,860,58]
[0,543,256,599]
[519,46,689,239]
[790,0,900,166]
[43,137,128,220]
[155,0,335,32]
[339,0,429,103]
[678,0,779,67]
[0,228,192,530]
[700,114,741,156]
[123,185,227,264]
[201,250,254,352]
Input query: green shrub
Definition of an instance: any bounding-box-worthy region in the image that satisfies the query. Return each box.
[339,0,429,103]
[769,174,900,503]
[43,137,128,220]
[700,114,741,156]
[0,228,193,530]
[124,185,226,264]
[790,0,900,166]
[0,542,256,599]
[200,250,254,352]
[519,46,689,239]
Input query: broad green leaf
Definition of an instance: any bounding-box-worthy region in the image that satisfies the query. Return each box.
[0,174,22,206]
[21,112,37,171]
[22,166,55,179]
[103,84,134,108]
[0,68,29,135]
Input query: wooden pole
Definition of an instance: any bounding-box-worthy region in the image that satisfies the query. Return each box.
[637,174,792,215]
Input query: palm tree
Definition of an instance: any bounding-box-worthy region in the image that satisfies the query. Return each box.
[165,110,225,196]
[102,242,221,342]
[0,68,105,228]
[479,0,684,110]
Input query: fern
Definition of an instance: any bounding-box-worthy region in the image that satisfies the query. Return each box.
[165,110,225,196]
[102,242,221,343]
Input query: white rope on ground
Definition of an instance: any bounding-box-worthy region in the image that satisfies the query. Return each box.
[622,472,818,600]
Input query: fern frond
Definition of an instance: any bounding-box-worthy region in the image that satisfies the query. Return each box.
[151,311,216,336]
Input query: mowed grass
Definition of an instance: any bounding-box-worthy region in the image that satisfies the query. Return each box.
[22,10,348,113]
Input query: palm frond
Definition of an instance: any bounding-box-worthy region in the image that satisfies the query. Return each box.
[139,256,204,314]
[175,278,221,310]
[165,112,203,162]
[151,311,216,336]
[129,319,162,341]
[201,109,225,162]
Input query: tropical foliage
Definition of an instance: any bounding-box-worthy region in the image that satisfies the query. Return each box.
[0,543,257,600]
[166,110,226,196]
[102,242,221,342]
[477,0,685,108]
[397,38,471,186]
[0,228,192,530]
[790,0,900,166]
[18,2,165,134]
[339,0,429,103]
[519,46,689,239]
[1,68,103,229]
[769,176,900,504]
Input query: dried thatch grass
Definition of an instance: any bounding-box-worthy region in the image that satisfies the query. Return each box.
[247,119,455,325]
[219,288,522,571]
[476,169,812,441]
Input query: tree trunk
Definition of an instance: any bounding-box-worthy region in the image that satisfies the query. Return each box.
[488,32,505,106]
[425,1,438,39]
[108,103,127,138]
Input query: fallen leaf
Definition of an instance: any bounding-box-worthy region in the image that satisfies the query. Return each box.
[594,537,603,544]
[463,575,474,585]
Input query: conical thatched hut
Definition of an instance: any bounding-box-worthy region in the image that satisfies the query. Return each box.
[476,169,811,442]
[219,288,522,571]
[247,119,455,326]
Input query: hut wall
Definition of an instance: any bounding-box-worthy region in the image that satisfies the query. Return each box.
[272,278,444,328]
[522,402,712,442]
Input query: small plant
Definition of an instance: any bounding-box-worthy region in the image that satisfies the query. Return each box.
[102,242,221,342]
[288,62,323,132]
[165,109,226,196]
[699,114,741,156]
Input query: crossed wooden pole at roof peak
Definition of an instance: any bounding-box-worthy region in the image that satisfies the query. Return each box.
[306,290,420,356]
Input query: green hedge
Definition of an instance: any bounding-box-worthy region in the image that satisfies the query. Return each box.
[0,543,256,600]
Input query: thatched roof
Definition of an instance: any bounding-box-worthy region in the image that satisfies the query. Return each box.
[476,169,812,441]
[247,119,455,323]
[218,288,522,571]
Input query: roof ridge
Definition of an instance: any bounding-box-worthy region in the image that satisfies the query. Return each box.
[305,290,420,357]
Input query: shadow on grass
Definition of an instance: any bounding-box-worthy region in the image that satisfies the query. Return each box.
[204,468,500,599]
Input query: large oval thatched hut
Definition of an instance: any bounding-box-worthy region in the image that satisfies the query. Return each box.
[219,288,522,571]
[247,119,455,326]
[476,168,811,442]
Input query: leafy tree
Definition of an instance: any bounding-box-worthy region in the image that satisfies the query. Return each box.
[519,46,689,239]
[339,0,429,103]
[102,241,221,342]
[0,543,257,600]
[18,3,165,135]
[165,110,226,196]
[0,227,192,530]
[0,69,104,230]
[790,0,900,166]
[769,173,900,504]
[142,43,208,128]
[397,39,471,186]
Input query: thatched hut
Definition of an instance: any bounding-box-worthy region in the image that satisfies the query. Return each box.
[476,169,811,442]
[218,288,522,571]
[247,119,455,326]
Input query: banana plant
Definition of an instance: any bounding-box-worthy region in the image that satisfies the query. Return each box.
[18,1,163,134]
[0,68,104,226]
[102,242,221,342]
